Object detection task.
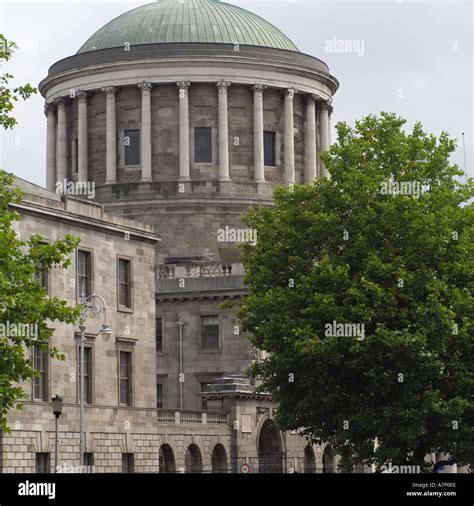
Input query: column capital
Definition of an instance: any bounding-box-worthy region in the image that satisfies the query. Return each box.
[76,90,88,100]
[282,87,297,101]
[102,86,119,95]
[216,80,231,90]
[44,101,56,116]
[176,81,191,90]
[306,93,321,103]
[54,96,69,107]
[254,84,267,93]
[138,81,152,92]
[319,98,332,110]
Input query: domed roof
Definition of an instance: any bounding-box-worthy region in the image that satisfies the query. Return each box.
[77,0,299,54]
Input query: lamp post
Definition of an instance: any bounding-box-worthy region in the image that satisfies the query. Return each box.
[178,318,184,410]
[78,293,113,469]
[52,394,63,473]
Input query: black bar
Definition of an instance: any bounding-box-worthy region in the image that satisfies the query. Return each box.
[0,473,472,506]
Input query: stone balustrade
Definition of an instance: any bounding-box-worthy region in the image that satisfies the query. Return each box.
[157,409,229,425]
[157,262,245,280]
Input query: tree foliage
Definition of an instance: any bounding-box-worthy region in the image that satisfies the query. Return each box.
[0,35,80,431]
[238,113,474,471]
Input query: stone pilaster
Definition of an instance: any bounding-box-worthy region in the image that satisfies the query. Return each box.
[138,82,152,182]
[177,81,191,182]
[56,97,68,183]
[45,102,56,191]
[77,91,88,183]
[284,88,296,185]
[306,95,317,184]
[217,81,231,182]
[253,84,267,183]
[102,86,118,184]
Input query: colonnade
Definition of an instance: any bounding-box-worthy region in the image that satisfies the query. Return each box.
[45,81,333,191]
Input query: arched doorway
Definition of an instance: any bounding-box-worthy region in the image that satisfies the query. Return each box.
[258,419,282,473]
[304,445,316,473]
[159,444,175,473]
[211,444,228,473]
[185,444,203,473]
[322,445,337,473]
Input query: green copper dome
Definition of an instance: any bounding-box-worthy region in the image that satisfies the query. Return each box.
[77,0,299,54]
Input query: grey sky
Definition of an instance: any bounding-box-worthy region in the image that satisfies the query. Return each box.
[0,0,472,186]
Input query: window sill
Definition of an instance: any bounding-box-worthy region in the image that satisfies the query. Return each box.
[118,306,134,314]
[198,349,222,354]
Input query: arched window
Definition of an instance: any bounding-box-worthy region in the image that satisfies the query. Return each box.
[211,444,228,473]
[185,444,203,473]
[322,445,337,473]
[258,419,282,473]
[159,444,175,473]
[304,445,316,473]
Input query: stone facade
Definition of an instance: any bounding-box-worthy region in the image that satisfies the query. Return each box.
[1,1,347,475]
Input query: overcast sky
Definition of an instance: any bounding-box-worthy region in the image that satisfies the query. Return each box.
[0,0,472,186]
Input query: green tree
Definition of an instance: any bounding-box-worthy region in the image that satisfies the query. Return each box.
[0,35,80,431]
[238,113,474,472]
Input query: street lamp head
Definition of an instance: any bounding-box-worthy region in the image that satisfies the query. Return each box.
[52,394,63,417]
[99,323,113,340]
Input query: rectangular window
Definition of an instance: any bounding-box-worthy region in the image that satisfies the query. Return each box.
[33,267,49,293]
[194,127,212,163]
[125,130,140,166]
[201,315,220,350]
[119,351,132,406]
[156,318,163,353]
[32,241,49,294]
[36,453,50,474]
[77,250,92,299]
[118,258,132,309]
[156,382,164,409]
[33,344,48,401]
[84,453,94,473]
[78,346,93,405]
[122,453,134,473]
[200,382,211,410]
[264,131,276,166]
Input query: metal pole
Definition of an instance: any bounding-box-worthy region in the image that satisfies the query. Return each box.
[54,415,59,472]
[178,319,184,410]
[79,325,85,469]
[462,132,468,183]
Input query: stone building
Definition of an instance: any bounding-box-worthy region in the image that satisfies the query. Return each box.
[1,0,349,474]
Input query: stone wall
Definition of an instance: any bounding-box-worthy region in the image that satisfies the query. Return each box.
[156,298,254,411]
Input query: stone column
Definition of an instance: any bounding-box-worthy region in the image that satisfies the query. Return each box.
[306,95,317,184]
[77,91,88,183]
[177,81,191,181]
[138,82,152,182]
[102,86,118,184]
[284,88,296,185]
[217,81,232,181]
[45,102,56,191]
[328,104,334,146]
[254,84,267,183]
[319,100,330,178]
[56,98,68,183]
